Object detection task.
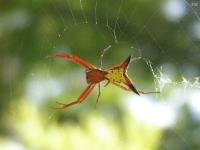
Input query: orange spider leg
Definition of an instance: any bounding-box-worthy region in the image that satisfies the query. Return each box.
[48,53,95,69]
[79,83,96,103]
[55,83,96,109]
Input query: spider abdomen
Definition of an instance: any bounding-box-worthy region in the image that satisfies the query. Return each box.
[105,68,126,83]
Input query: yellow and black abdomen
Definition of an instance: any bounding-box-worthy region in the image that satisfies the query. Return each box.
[105,68,126,83]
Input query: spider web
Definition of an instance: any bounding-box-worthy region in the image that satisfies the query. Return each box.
[45,1,200,92]
[25,0,200,149]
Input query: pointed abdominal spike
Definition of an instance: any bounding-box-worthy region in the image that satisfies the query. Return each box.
[125,77,140,95]
[127,82,140,95]
[120,56,132,70]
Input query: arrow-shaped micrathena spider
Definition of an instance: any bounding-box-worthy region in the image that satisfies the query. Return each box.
[48,47,159,109]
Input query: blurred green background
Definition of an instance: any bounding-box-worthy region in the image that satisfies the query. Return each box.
[0,0,200,149]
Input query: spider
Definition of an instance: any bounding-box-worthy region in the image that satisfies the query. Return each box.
[48,46,159,109]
